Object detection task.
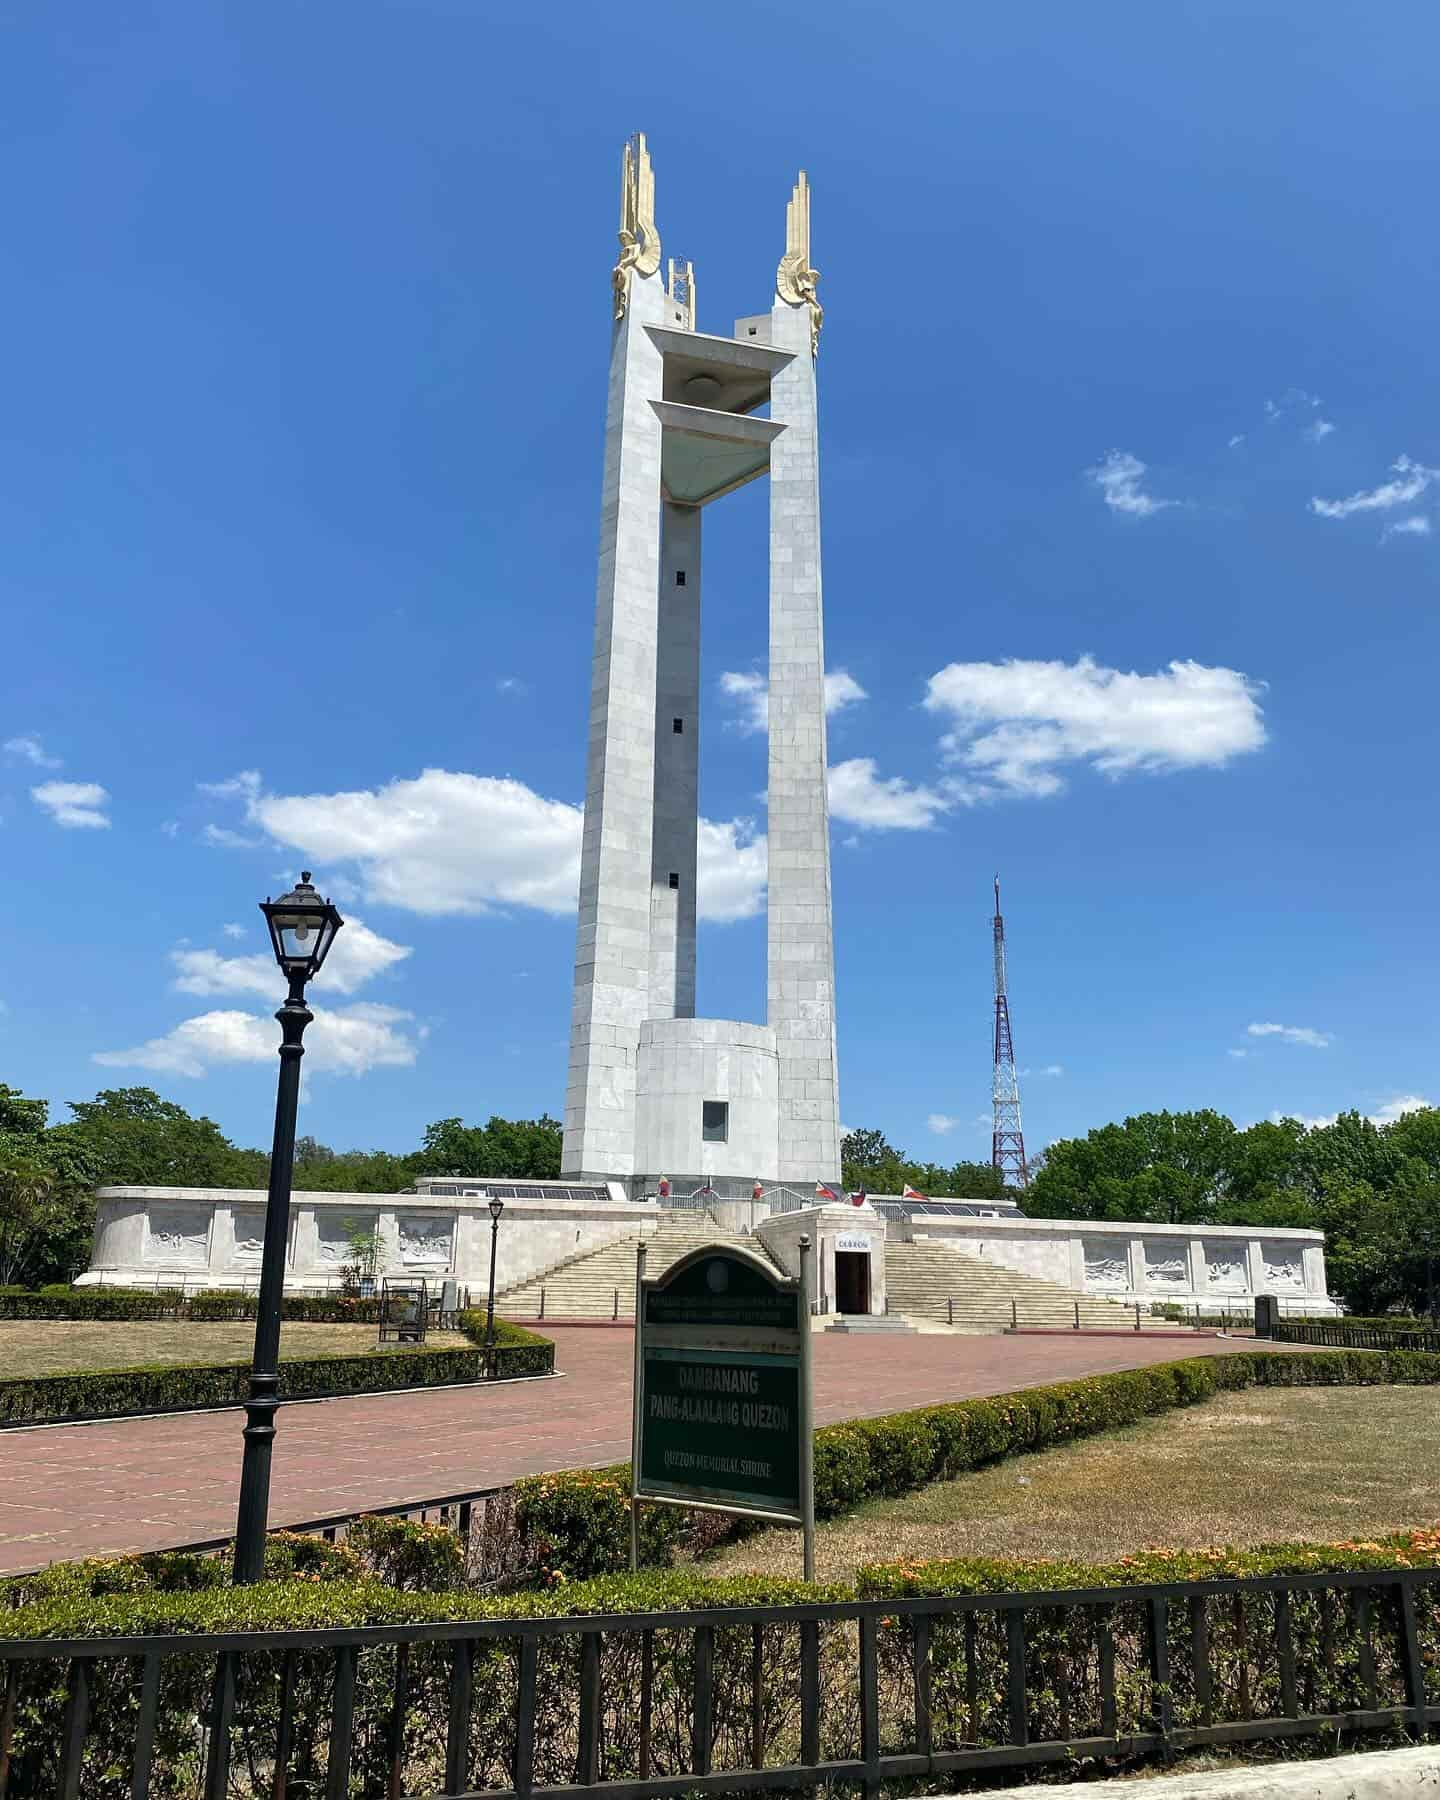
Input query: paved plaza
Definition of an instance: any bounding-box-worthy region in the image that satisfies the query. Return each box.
[0,1328,1264,1574]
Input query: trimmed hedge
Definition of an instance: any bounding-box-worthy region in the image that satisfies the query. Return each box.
[515,1348,1440,1581]
[454,1308,555,1376]
[0,1345,497,1428]
[2,1521,1439,1798]
[0,1285,387,1323]
[0,1283,187,1321]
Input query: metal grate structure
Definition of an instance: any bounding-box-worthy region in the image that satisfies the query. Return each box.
[6,1565,1438,1796]
[991,876,1029,1188]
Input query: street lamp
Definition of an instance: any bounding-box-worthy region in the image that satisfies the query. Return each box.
[233,872,344,1584]
[484,1196,505,1378]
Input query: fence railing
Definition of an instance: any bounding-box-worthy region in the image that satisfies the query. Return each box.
[1275,1318,1440,1354]
[4,1565,1437,1798]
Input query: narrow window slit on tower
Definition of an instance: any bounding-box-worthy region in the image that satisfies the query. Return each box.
[673,717,683,733]
[675,570,686,587]
[668,872,680,890]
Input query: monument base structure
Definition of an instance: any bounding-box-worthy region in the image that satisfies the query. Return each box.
[78,1180,1337,1318]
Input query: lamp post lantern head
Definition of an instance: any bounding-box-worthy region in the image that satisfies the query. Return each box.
[260,872,344,985]
[488,1196,505,1223]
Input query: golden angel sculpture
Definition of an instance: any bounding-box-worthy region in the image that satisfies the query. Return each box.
[776,171,822,356]
[612,133,661,320]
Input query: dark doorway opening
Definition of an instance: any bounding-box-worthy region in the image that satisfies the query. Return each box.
[834,1251,870,1316]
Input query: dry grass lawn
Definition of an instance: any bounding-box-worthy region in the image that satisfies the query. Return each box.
[0,1320,473,1378]
[705,1386,1440,1583]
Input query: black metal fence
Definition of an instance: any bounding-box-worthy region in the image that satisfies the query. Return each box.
[1275,1319,1440,1354]
[3,1565,1437,1798]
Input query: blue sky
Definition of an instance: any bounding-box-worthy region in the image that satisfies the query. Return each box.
[2,1,1436,1164]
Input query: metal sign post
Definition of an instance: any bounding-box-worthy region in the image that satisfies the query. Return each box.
[630,1233,815,1581]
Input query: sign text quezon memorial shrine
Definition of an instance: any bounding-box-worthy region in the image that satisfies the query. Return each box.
[630,1238,816,1578]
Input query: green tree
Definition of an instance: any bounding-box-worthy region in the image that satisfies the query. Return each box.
[0,1153,92,1285]
[51,1087,246,1188]
[839,1126,1007,1201]
[411,1114,563,1180]
[1026,1110,1239,1224]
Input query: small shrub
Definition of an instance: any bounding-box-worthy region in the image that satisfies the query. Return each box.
[344,1515,467,1591]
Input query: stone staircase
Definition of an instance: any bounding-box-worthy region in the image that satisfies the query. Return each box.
[884,1238,1177,1333]
[496,1224,763,1321]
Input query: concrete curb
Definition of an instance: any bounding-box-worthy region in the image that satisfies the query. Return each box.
[939,1745,1440,1800]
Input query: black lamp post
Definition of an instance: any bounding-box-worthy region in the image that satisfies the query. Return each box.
[233,872,343,1584]
[484,1196,504,1378]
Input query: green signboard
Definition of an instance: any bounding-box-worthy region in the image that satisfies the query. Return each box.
[643,1253,802,1334]
[631,1242,815,1560]
[640,1347,801,1512]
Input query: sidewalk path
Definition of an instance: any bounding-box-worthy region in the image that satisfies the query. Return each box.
[0,1328,1266,1573]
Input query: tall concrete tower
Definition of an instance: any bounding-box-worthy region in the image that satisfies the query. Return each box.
[562,134,841,1197]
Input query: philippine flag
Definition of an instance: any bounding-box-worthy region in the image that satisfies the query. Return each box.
[815,1182,840,1201]
[902,1183,928,1202]
[849,1187,867,1207]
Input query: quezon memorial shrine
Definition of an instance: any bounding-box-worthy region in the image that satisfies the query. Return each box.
[80,136,1335,1325]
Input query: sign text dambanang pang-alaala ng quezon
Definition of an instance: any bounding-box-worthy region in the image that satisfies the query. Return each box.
[647,1362,793,1433]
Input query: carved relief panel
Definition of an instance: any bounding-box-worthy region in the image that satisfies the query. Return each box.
[398,1214,455,1267]
[1082,1237,1128,1289]
[144,1203,211,1266]
[1261,1244,1305,1291]
[1142,1240,1188,1287]
[1203,1241,1248,1291]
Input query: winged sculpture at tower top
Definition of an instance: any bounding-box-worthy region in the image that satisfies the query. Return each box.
[612,132,661,320]
[776,171,822,356]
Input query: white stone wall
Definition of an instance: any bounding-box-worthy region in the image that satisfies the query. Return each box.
[896,1214,1335,1313]
[765,297,841,1184]
[81,1186,673,1299]
[633,1017,779,1182]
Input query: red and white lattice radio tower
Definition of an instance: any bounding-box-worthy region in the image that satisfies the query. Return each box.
[991,876,1029,1189]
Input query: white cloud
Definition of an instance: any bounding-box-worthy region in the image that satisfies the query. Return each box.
[94,1002,421,1079]
[202,823,262,850]
[1088,449,1177,517]
[1228,1048,1250,1060]
[719,670,768,732]
[221,923,246,940]
[1269,1095,1433,1131]
[1310,455,1438,519]
[244,768,761,926]
[1041,1064,1064,1078]
[1227,434,1245,450]
[719,667,868,734]
[827,758,949,831]
[1383,515,1432,542]
[694,818,767,922]
[824,670,867,716]
[1305,419,1336,443]
[1247,1022,1333,1049]
[199,770,262,801]
[1370,1094,1433,1124]
[924,656,1266,800]
[4,735,61,769]
[927,1113,960,1135]
[32,780,110,829]
[496,676,529,696]
[1266,388,1321,419]
[172,917,411,999]
[160,820,180,839]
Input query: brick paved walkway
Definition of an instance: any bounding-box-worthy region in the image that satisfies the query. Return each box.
[0,1328,1263,1573]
